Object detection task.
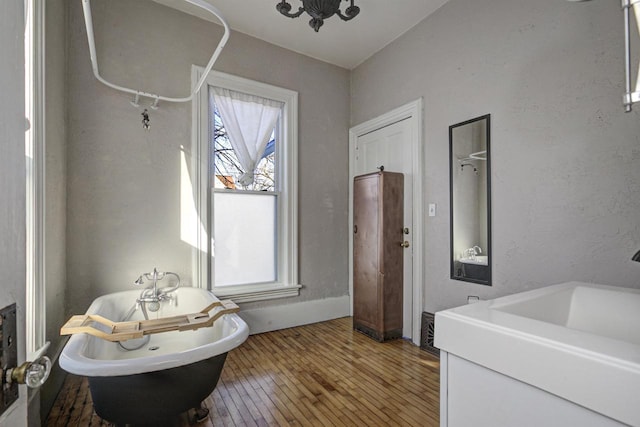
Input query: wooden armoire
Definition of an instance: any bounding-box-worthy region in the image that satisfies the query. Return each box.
[353,171,404,342]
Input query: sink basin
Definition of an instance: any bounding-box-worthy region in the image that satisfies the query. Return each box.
[435,282,640,426]
[493,284,640,345]
[459,255,488,265]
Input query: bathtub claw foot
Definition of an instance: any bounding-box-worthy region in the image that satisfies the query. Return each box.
[191,404,209,424]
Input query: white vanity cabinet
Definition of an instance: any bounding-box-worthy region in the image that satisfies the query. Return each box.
[439,351,626,427]
[435,282,640,427]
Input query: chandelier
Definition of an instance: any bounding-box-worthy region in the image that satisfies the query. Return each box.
[276,0,360,32]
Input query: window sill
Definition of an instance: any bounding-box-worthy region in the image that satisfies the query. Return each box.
[212,283,302,304]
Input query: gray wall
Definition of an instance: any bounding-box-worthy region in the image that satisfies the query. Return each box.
[65,0,350,315]
[45,0,67,356]
[42,0,69,421]
[351,0,640,312]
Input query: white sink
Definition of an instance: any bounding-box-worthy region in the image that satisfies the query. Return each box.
[435,282,640,426]
[458,255,488,266]
[493,284,640,345]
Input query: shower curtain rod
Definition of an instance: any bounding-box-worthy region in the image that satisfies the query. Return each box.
[81,0,230,105]
[458,150,487,162]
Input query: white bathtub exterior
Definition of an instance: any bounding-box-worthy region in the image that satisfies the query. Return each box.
[60,287,249,377]
[435,282,640,427]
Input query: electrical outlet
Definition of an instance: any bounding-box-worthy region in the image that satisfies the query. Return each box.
[0,304,18,417]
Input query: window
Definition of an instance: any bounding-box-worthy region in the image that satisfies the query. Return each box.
[210,99,278,286]
[192,69,299,302]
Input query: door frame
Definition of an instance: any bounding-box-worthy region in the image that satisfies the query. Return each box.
[348,98,424,345]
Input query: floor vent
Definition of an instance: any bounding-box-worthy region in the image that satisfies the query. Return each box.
[420,312,439,358]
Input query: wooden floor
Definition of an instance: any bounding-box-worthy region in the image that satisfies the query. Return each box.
[46,317,440,426]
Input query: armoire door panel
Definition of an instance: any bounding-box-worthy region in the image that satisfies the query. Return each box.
[353,171,403,342]
[353,175,379,329]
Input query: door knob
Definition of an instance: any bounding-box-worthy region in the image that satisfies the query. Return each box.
[400,241,410,248]
[5,356,52,388]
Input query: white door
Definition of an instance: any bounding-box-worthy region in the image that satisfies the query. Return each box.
[354,118,414,339]
[0,0,28,423]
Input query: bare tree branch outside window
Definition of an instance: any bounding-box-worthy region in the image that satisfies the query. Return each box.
[212,107,276,192]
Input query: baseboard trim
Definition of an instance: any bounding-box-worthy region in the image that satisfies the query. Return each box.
[238,295,350,335]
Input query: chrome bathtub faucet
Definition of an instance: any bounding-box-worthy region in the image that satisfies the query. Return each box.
[133,268,180,312]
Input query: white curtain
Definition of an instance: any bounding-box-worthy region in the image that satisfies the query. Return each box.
[211,87,283,187]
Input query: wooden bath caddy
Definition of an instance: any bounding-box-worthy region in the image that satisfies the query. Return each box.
[60,300,239,342]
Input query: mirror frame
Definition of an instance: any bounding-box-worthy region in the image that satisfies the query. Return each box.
[449,114,492,286]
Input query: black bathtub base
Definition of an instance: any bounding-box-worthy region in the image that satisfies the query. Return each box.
[88,353,227,425]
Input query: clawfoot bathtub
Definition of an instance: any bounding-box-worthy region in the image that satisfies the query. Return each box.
[60,286,248,425]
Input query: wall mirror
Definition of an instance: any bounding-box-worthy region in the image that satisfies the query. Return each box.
[450,114,491,286]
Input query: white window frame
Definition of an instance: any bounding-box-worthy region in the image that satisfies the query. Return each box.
[191,67,300,303]
[25,0,49,360]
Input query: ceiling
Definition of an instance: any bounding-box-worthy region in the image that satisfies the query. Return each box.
[151,0,450,69]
